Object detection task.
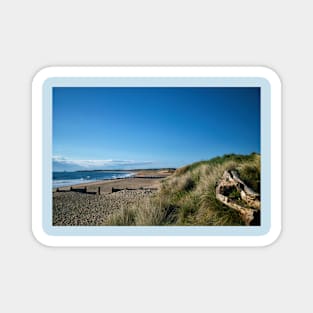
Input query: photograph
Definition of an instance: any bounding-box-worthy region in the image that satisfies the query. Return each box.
[52,86,261,227]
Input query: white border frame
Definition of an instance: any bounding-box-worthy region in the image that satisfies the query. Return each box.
[32,66,281,247]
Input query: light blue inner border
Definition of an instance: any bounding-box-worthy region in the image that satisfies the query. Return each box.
[42,77,271,236]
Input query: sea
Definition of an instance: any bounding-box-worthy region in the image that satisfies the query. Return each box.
[53,171,134,188]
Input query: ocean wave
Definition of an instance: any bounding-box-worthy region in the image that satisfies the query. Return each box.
[53,179,95,188]
[53,171,134,188]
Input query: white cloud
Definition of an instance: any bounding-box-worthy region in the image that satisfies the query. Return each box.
[53,156,153,171]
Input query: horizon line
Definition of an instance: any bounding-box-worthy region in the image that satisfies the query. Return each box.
[53,167,177,173]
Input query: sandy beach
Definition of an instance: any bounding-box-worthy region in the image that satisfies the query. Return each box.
[53,170,172,226]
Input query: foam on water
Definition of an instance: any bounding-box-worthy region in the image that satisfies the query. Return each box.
[52,171,134,188]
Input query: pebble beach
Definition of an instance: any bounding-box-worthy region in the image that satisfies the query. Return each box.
[53,170,172,226]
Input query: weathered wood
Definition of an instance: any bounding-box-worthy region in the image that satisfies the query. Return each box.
[112,187,123,193]
[215,170,260,225]
[133,176,166,179]
[111,186,157,193]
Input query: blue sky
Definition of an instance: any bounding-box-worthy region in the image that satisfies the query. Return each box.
[53,87,260,171]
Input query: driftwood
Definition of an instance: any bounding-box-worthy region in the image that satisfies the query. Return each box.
[216,170,260,225]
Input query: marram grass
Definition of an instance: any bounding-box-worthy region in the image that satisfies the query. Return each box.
[106,153,260,226]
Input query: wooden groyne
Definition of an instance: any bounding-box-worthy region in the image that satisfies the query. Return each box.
[55,186,158,195]
[111,187,158,193]
[55,186,101,195]
[132,176,166,179]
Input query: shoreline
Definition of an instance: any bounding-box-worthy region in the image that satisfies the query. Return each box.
[53,173,137,190]
[53,169,173,226]
[53,175,166,194]
[53,169,174,191]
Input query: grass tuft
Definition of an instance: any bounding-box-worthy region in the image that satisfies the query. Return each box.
[106,153,260,226]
